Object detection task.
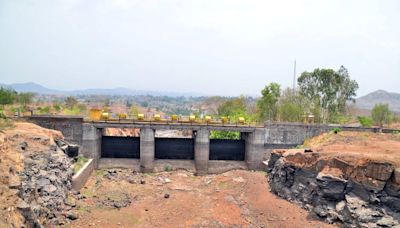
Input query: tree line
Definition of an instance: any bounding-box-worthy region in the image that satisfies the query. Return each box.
[213,65,398,129]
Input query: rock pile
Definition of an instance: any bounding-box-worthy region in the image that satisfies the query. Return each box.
[18,143,74,226]
[267,149,400,227]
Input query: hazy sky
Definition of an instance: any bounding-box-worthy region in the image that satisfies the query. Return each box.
[1,0,399,96]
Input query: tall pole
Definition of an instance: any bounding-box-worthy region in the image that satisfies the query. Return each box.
[293,59,296,91]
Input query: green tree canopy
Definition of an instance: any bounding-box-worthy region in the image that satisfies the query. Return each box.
[277,89,306,122]
[0,87,17,106]
[217,96,247,117]
[297,66,358,122]
[371,104,392,127]
[17,92,35,107]
[256,82,281,121]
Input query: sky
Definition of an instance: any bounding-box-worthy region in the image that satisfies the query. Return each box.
[1,0,399,97]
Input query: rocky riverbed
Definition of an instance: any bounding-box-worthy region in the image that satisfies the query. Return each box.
[267,131,400,227]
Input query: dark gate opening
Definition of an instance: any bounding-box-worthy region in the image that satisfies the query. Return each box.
[101,136,140,158]
[210,139,245,161]
[155,138,194,159]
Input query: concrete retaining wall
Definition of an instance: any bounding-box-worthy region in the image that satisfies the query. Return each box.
[264,122,395,147]
[25,115,83,145]
[71,159,94,191]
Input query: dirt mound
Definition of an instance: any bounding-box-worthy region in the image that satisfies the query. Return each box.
[0,121,75,227]
[268,131,400,227]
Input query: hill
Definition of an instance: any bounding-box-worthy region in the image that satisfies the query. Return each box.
[356,90,400,111]
[1,82,203,97]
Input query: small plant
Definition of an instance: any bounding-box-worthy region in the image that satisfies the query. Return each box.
[293,145,302,149]
[164,166,172,172]
[331,127,342,134]
[393,130,400,135]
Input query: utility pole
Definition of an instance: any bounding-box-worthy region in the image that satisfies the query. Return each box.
[293,59,296,91]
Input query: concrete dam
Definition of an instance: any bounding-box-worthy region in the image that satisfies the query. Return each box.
[25,115,390,175]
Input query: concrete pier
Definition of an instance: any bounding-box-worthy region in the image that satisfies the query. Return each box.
[194,128,210,175]
[244,128,265,170]
[81,123,102,168]
[140,128,155,173]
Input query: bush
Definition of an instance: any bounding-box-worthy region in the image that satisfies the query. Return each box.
[37,106,51,114]
[210,130,240,140]
[164,166,172,172]
[357,116,373,127]
[331,127,342,134]
[372,104,392,127]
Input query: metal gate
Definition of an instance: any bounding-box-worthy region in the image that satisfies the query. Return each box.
[155,138,194,159]
[210,139,245,161]
[101,136,140,158]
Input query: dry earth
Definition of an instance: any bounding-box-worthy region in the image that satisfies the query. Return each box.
[0,122,64,226]
[302,131,400,167]
[71,169,334,228]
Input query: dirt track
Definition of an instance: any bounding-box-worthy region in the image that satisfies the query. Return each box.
[71,169,334,228]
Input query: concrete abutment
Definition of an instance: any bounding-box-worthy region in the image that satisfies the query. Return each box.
[140,128,155,173]
[194,128,210,175]
[81,123,102,168]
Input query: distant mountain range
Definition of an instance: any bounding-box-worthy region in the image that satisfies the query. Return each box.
[0,82,204,97]
[355,90,400,112]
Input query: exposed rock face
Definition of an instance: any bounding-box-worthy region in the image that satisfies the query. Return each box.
[0,122,77,227]
[267,150,400,227]
[19,144,74,226]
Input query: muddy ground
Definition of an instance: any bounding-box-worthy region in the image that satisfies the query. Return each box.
[70,169,333,228]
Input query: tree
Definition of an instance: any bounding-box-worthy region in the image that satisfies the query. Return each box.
[130,105,140,116]
[371,104,392,127]
[257,83,281,121]
[277,89,305,122]
[217,96,247,117]
[212,96,250,139]
[17,92,35,107]
[65,96,78,109]
[0,87,17,106]
[297,66,358,122]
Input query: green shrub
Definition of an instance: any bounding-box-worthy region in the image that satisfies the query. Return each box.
[37,106,51,114]
[331,127,342,134]
[372,104,392,127]
[210,130,240,140]
[357,116,373,127]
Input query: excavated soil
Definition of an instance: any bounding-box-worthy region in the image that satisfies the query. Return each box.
[0,122,64,226]
[71,169,334,228]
